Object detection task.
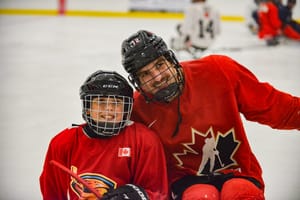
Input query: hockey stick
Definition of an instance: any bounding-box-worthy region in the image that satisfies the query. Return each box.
[50,160,102,199]
[186,44,266,58]
[215,151,225,167]
[208,43,270,53]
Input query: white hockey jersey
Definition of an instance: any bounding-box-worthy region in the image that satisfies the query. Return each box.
[181,2,221,49]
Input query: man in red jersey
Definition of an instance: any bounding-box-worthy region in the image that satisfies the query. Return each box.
[40,70,168,200]
[121,30,300,200]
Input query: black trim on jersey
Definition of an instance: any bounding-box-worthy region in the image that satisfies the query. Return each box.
[171,173,262,200]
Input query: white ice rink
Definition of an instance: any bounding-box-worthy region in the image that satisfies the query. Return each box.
[0,15,299,199]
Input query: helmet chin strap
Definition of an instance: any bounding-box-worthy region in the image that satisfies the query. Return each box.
[83,125,110,139]
[83,121,123,139]
[172,96,182,137]
[153,67,184,137]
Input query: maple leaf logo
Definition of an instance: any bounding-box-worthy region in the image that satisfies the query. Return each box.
[173,127,240,174]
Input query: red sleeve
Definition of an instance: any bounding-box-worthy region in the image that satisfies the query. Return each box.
[129,123,169,200]
[213,55,300,130]
[40,129,73,200]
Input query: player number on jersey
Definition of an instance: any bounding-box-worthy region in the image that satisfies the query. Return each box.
[198,20,214,39]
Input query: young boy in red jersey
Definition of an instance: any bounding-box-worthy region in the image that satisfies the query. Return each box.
[40,70,169,200]
[121,30,300,200]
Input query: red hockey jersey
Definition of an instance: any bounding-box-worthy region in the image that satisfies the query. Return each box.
[131,55,300,190]
[40,123,169,200]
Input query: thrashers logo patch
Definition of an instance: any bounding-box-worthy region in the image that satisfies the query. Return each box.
[70,168,117,198]
[173,127,240,174]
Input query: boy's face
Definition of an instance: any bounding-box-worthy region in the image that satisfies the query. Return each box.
[89,96,124,123]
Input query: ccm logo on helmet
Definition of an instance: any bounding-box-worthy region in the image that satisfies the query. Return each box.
[102,84,119,89]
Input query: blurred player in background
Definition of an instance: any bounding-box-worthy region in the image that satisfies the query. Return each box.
[121,30,300,200]
[278,0,300,40]
[245,0,261,34]
[257,0,282,46]
[40,70,168,200]
[170,0,220,56]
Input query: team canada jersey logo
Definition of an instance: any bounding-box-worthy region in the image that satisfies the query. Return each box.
[173,127,240,174]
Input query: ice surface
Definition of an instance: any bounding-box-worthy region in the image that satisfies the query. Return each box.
[0,15,299,199]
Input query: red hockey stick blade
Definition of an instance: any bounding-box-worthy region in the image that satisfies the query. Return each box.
[50,160,102,199]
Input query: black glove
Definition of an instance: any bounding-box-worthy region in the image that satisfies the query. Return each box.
[102,184,149,200]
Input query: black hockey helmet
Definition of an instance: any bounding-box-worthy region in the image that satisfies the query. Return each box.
[80,70,133,137]
[80,70,133,98]
[121,30,184,102]
[121,30,171,74]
